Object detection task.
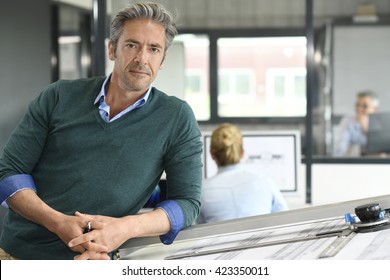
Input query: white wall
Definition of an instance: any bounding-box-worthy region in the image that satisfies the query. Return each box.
[311,164,390,206]
[0,0,51,232]
[333,26,390,116]
[288,163,390,210]
[0,0,51,150]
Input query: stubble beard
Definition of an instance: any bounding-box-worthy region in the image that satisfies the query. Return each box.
[121,65,153,92]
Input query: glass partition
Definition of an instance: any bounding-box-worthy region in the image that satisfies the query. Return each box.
[311,1,390,158]
[57,4,92,79]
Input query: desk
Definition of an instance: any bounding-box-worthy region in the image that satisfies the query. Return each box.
[119,194,390,260]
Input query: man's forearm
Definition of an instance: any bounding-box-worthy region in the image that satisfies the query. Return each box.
[123,208,171,239]
[7,189,103,255]
[6,189,65,233]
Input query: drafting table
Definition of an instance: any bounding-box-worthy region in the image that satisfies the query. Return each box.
[118,194,390,260]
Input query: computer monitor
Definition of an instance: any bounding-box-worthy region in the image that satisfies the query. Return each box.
[202,130,301,193]
[367,112,390,154]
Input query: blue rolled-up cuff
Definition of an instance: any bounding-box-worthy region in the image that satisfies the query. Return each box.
[155,200,184,245]
[0,174,37,206]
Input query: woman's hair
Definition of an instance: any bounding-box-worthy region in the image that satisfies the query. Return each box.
[109,2,177,53]
[210,123,243,167]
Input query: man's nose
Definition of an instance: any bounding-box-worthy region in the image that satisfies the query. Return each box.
[134,49,148,65]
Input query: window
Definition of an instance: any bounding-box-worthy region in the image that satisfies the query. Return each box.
[175,34,210,121]
[186,70,203,94]
[57,4,91,80]
[218,69,256,103]
[217,69,256,117]
[266,68,307,116]
[217,37,306,118]
[175,32,306,121]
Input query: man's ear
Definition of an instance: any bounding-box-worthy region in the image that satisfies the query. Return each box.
[159,52,167,69]
[108,40,115,60]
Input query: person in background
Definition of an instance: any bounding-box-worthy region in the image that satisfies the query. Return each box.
[197,123,288,224]
[334,90,379,157]
[0,2,202,260]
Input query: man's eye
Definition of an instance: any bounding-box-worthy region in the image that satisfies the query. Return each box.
[151,48,160,53]
[126,43,136,48]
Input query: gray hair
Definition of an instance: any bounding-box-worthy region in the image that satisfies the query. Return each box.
[357,90,380,107]
[110,2,177,53]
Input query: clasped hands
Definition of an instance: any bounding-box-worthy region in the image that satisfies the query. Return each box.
[64,211,127,260]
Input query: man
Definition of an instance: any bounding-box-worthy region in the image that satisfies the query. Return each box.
[0,2,202,260]
[334,90,379,156]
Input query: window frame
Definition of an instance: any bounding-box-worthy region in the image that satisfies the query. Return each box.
[178,28,307,125]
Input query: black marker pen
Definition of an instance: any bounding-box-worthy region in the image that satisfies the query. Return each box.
[83,221,92,233]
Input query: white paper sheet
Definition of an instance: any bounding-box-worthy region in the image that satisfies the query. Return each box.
[163,217,390,260]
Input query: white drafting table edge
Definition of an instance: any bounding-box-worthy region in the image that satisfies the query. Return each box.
[118,194,390,258]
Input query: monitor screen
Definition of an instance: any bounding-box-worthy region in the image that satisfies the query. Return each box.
[202,130,301,193]
[367,112,390,154]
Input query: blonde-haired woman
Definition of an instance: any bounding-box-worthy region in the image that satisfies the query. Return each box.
[197,123,288,223]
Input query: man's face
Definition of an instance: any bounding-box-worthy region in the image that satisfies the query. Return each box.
[108,18,166,93]
[355,96,377,116]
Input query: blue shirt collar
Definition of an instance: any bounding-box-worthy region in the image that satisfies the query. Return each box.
[94,74,152,122]
[94,74,152,106]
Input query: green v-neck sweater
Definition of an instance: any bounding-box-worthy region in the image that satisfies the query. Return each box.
[0,77,203,259]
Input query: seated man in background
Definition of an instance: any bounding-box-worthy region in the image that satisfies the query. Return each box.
[334,90,379,157]
[197,123,288,224]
